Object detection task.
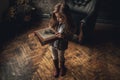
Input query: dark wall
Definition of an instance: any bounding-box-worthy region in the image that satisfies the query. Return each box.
[97,0,120,23]
[0,0,9,23]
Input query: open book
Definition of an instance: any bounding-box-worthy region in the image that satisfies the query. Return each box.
[34,27,58,45]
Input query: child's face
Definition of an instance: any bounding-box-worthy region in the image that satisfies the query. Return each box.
[55,13,64,23]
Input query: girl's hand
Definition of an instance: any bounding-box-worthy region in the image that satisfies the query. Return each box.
[55,32,64,38]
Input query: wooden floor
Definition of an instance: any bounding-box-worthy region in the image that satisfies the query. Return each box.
[0,20,120,80]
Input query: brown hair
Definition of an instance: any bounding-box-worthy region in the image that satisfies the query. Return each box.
[49,3,75,34]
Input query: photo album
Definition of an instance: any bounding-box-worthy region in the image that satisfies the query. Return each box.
[34,27,58,45]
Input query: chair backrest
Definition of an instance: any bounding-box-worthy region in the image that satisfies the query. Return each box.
[65,0,99,15]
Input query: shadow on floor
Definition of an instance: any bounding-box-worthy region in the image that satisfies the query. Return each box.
[88,23,120,46]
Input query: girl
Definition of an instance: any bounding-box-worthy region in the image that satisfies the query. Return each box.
[49,3,75,77]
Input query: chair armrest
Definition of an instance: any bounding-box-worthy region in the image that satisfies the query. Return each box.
[80,0,98,23]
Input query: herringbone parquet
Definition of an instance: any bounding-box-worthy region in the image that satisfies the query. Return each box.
[0,21,120,80]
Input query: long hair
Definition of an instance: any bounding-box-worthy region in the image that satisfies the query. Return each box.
[49,3,76,34]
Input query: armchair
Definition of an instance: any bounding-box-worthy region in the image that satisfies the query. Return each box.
[65,0,100,44]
